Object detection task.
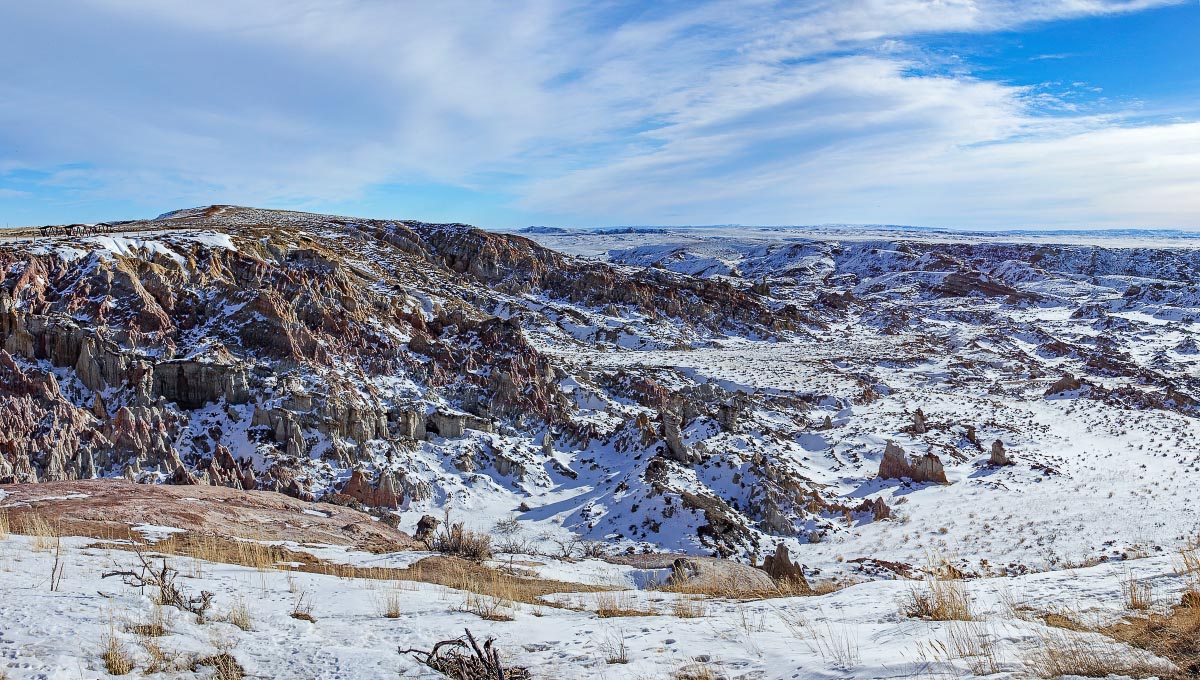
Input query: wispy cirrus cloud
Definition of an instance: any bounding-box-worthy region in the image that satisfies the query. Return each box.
[0,0,1195,227]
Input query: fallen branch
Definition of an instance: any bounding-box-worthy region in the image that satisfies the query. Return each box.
[102,545,213,622]
[401,628,530,680]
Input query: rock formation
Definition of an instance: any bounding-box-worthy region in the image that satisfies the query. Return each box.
[911,408,927,434]
[761,544,810,591]
[878,441,948,484]
[989,439,1013,466]
[1046,373,1083,396]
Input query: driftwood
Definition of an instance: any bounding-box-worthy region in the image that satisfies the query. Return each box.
[102,546,214,621]
[401,628,530,680]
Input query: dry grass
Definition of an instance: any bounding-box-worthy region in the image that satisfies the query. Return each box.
[1024,629,1170,679]
[597,628,629,664]
[670,595,709,619]
[779,610,861,671]
[376,587,404,619]
[673,659,728,680]
[461,590,515,621]
[224,597,254,631]
[901,576,974,621]
[100,628,134,675]
[126,605,171,638]
[16,513,60,552]
[290,588,316,622]
[595,590,658,618]
[1174,538,1200,579]
[154,533,286,572]
[92,533,607,609]
[1121,570,1155,611]
[1103,602,1200,678]
[142,638,187,673]
[944,621,1001,676]
[0,508,9,539]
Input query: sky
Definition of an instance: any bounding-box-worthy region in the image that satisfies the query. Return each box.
[0,0,1198,230]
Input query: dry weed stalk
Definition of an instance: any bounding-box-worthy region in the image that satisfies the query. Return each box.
[670,595,709,619]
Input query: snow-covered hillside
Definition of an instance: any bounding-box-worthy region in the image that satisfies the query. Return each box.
[3,209,1200,581]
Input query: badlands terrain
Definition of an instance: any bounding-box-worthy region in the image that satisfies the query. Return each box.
[3,206,1200,678]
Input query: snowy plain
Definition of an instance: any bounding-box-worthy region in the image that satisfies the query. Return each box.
[0,532,1187,679]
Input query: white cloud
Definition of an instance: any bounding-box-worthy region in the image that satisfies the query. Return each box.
[0,0,1194,226]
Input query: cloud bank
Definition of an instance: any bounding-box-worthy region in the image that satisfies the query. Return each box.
[0,0,1194,227]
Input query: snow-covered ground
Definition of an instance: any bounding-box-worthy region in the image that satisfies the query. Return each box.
[0,531,1187,679]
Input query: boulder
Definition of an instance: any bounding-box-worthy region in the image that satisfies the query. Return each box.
[414,514,441,543]
[856,496,892,521]
[911,453,948,484]
[878,441,913,480]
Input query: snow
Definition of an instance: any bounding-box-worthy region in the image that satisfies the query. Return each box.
[178,232,237,251]
[0,533,1183,678]
[130,524,187,541]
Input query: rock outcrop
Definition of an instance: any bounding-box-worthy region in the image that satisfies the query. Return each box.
[761,544,810,591]
[989,439,1013,466]
[1045,373,1083,396]
[878,441,948,484]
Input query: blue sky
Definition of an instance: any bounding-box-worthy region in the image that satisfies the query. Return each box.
[1,1,1198,230]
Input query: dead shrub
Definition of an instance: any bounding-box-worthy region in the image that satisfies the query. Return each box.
[431,522,493,562]
[102,547,213,622]
[402,628,531,680]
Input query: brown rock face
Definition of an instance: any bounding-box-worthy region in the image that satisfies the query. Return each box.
[878,441,948,484]
[856,496,892,521]
[878,441,914,480]
[339,469,400,510]
[0,479,416,551]
[911,453,948,484]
